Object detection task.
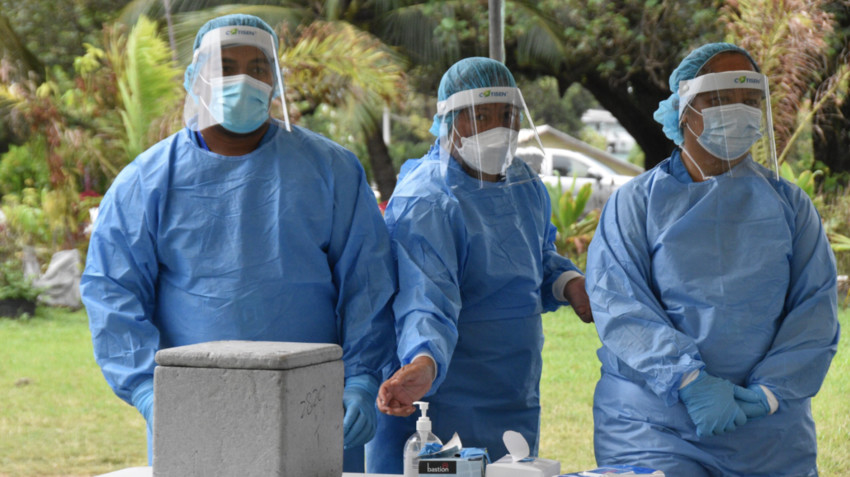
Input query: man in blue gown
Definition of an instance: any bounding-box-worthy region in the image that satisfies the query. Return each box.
[586,42,840,476]
[80,14,395,472]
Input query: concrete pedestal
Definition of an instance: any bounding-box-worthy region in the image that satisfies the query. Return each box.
[152,341,343,476]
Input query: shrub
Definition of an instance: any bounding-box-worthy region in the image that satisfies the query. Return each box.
[0,138,51,196]
[545,174,600,271]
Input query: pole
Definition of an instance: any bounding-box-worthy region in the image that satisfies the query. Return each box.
[382,106,391,146]
[488,0,505,63]
[163,0,178,63]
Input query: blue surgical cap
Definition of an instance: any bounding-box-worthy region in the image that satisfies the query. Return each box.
[653,42,759,145]
[192,14,279,53]
[429,57,517,136]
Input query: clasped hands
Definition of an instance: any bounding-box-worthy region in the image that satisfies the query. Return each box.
[679,371,772,437]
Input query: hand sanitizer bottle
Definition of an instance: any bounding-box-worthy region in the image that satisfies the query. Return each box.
[403,401,442,477]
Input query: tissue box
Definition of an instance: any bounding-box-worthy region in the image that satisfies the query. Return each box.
[486,456,561,477]
[558,465,665,476]
[419,457,485,477]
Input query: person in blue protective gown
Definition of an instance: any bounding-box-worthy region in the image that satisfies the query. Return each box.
[365,57,594,473]
[80,14,396,472]
[586,42,840,476]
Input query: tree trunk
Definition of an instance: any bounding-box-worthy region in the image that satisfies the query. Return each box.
[364,127,397,202]
[813,93,850,175]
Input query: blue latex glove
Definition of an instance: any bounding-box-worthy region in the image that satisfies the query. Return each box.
[734,384,771,420]
[342,374,379,449]
[678,371,747,437]
[130,378,154,464]
[131,378,154,424]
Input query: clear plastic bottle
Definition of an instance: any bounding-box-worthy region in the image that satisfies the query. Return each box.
[403,401,442,477]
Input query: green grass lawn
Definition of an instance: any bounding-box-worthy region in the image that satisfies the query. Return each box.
[0,306,847,476]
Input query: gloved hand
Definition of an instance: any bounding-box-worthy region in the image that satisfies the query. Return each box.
[734,384,772,420]
[130,378,154,465]
[342,374,379,449]
[679,371,747,437]
[131,378,154,425]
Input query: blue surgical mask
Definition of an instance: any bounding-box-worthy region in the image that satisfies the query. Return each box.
[689,103,763,161]
[209,74,273,134]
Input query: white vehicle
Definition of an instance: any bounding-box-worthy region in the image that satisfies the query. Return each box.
[515,147,634,212]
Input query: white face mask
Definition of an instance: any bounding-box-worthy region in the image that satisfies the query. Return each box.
[455,127,518,175]
[689,103,763,161]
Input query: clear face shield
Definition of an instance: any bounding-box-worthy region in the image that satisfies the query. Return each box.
[436,87,545,188]
[183,25,290,134]
[678,70,778,180]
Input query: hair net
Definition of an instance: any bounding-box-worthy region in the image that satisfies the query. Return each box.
[653,43,759,145]
[429,57,517,136]
[184,14,279,94]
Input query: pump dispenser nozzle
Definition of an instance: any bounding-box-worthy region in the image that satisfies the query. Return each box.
[414,401,432,431]
[404,401,441,477]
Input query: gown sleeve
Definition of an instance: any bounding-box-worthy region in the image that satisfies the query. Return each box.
[326,150,398,382]
[586,183,704,406]
[747,184,840,404]
[385,192,464,392]
[81,164,161,404]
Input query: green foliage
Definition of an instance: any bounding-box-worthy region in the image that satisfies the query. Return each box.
[0,253,40,303]
[545,174,600,270]
[114,16,183,161]
[281,20,408,126]
[822,193,850,277]
[0,189,46,303]
[0,0,131,75]
[779,162,823,201]
[831,233,850,253]
[1,189,51,247]
[0,137,50,196]
[512,0,723,77]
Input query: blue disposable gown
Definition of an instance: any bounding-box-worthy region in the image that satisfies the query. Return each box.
[587,150,839,476]
[81,122,396,440]
[366,144,580,472]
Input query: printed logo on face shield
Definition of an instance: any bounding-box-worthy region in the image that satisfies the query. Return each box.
[734,76,760,85]
[225,28,256,37]
[478,90,507,98]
